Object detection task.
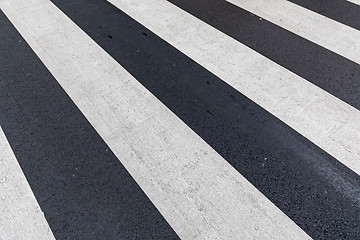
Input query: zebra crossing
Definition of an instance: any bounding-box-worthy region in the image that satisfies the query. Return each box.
[0,0,359,239]
[0,127,55,240]
[226,0,360,65]
[108,0,360,176]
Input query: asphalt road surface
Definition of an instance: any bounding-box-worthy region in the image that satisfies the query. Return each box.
[1,0,360,239]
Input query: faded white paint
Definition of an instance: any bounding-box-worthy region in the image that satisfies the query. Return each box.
[0,127,55,240]
[227,0,360,64]
[0,0,311,239]
[106,0,360,176]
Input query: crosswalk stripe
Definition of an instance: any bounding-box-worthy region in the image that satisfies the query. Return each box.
[107,0,360,176]
[39,0,360,238]
[288,0,360,31]
[347,0,360,5]
[226,0,360,65]
[169,0,360,110]
[0,9,178,239]
[0,127,55,240]
[0,0,311,239]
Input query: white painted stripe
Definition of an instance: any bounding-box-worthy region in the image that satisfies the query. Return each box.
[106,0,360,176]
[347,0,360,6]
[226,0,360,64]
[0,0,311,239]
[0,127,55,240]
